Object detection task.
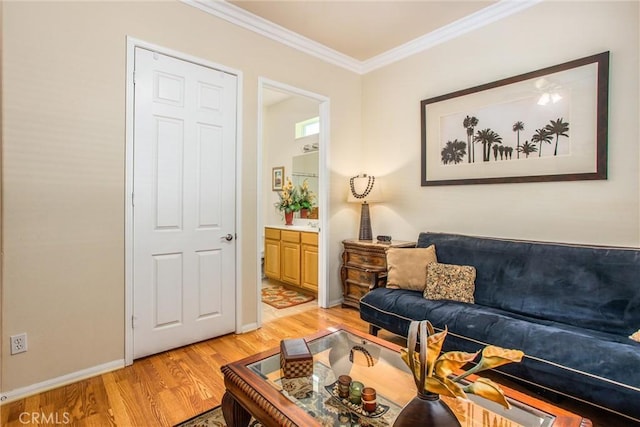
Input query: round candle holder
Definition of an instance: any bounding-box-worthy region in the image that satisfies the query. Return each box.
[337,375,352,398]
[349,381,364,404]
[362,387,377,412]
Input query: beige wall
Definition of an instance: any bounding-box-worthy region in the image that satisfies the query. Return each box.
[1,1,361,393]
[362,1,640,247]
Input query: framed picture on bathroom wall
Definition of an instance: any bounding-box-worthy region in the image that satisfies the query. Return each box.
[420,51,609,186]
[272,166,285,191]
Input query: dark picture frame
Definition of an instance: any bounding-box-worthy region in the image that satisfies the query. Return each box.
[421,51,609,186]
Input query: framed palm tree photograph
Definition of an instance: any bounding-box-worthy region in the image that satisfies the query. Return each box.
[421,51,609,186]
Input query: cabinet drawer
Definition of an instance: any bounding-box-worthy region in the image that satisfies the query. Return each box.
[265,227,280,240]
[346,252,386,269]
[346,267,375,285]
[281,230,300,243]
[345,282,370,301]
[301,232,318,246]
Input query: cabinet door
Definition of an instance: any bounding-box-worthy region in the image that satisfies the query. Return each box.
[264,239,281,280]
[301,243,318,292]
[281,241,301,286]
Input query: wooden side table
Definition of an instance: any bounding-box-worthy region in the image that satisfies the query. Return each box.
[340,239,415,309]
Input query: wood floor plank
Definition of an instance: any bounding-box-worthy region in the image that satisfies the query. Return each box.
[111,372,153,427]
[1,397,25,426]
[102,373,133,427]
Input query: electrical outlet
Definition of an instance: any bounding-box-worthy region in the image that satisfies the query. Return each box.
[10,333,28,355]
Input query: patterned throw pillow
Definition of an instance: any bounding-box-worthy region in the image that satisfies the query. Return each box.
[424,262,476,303]
[630,329,640,342]
[386,245,437,291]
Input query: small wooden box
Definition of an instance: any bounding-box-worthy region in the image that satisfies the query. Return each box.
[280,338,313,378]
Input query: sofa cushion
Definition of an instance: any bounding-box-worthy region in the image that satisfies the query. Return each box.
[424,262,475,303]
[416,232,640,336]
[386,245,437,291]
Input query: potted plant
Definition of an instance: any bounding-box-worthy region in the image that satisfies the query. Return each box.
[275,177,301,225]
[395,320,524,426]
[298,179,316,219]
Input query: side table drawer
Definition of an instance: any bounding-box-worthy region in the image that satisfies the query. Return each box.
[342,266,385,308]
[344,280,371,302]
[345,251,386,269]
[346,267,376,285]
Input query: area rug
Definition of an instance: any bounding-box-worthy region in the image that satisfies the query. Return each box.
[175,405,261,427]
[261,284,314,309]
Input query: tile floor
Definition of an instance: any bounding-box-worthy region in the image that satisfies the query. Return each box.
[261,279,318,323]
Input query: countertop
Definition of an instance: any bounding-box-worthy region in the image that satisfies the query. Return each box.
[265,224,319,233]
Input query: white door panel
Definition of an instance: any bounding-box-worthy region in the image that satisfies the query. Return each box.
[133,48,236,359]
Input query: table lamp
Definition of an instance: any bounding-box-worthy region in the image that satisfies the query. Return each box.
[348,174,383,241]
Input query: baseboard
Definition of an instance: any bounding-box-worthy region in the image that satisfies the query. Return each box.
[328,298,345,308]
[240,322,258,333]
[0,359,125,404]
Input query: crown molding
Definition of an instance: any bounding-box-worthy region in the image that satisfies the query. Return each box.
[182,0,542,75]
[361,0,543,74]
[182,0,364,73]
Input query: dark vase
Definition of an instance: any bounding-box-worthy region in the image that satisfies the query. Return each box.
[393,392,461,427]
[284,211,294,225]
[300,208,309,219]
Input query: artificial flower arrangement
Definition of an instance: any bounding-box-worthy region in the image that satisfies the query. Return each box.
[275,177,301,213]
[298,178,316,212]
[275,177,316,214]
[401,320,524,409]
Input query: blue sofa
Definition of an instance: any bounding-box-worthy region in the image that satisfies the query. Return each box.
[359,232,640,422]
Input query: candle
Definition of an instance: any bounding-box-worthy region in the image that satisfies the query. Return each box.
[338,375,352,398]
[361,387,377,412]
[349,381,364,404]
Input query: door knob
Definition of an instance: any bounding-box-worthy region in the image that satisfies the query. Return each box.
[223,234,234,241]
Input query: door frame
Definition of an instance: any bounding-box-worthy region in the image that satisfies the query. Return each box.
[124,37,244,365]
[256,77,330,326]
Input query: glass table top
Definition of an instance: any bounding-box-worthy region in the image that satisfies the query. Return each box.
[248,329,555,427]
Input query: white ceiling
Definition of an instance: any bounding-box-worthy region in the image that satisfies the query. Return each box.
[228,1,496,61]
[184,0,541,73]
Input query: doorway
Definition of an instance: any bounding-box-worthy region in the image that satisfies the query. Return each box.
[257,78,330,326]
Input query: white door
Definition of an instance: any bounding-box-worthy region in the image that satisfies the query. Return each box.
[133,47,237,359]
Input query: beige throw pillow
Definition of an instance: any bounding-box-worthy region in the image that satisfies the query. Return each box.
[630,329,640,342]
[386,245,437,291]
[424,262,476,303]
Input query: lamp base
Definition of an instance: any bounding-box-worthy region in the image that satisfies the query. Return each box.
[358,202,373,241]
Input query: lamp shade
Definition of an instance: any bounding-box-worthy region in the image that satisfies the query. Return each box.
[347,175,383,203]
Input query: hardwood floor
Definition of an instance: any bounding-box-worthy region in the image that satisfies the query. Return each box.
[1,307,635,426]
[1,307,363,426]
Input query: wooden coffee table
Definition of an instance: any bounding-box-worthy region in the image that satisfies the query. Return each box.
[221,325,591,427]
